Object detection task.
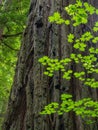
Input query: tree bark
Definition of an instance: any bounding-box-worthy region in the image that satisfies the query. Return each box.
[2,0,98,130]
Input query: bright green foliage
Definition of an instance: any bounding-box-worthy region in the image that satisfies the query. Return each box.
[92,37,98,43]
[49,0,96,26]
[65,1,95,26]
[73,31,93,51]
[67,33,75,43]
[49,12,65,24]
[39,56,72,79]
[93,22,98,32]
[40,94,98,118]
[49,12,70,25]
[39,0,98,120]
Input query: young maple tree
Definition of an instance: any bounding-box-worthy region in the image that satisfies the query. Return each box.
[39,0,98,121]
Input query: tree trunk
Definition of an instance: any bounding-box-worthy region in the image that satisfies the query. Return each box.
[2,0,98,130]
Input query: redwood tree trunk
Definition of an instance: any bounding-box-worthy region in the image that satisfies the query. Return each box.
[2,0,98,130]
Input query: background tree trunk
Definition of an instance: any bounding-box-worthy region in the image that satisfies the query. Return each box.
[2,0,98,130]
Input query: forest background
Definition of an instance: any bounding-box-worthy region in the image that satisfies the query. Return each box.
[0,0,30,129]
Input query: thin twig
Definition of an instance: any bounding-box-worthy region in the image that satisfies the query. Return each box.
[2,32,23,38]
[2,42,19,51]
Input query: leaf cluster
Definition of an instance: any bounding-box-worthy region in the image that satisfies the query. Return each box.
[40,94,98,118]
